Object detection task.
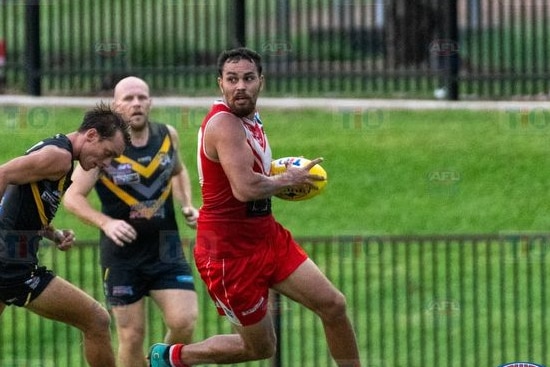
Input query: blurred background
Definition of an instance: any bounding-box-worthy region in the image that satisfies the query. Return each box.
[1,0,549,100]
[1,1,550,367]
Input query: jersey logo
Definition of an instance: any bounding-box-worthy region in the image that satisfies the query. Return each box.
[245,122,266,151]
[113,136,172,178]
[99,132,174,218]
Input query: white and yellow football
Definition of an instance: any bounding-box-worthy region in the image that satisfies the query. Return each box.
[270,157,328,201]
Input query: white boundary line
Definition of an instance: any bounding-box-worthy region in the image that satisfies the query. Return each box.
[0,95,548,110]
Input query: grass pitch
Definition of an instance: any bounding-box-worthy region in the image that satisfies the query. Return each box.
[2,105,548,238]
[2,105,550,366]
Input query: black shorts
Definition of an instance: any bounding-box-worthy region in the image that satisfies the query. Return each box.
[0,263,56,307]
[103,260,195,307]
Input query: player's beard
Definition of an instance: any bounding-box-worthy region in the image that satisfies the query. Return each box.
[129,114,148,131]
[228,96,257,118]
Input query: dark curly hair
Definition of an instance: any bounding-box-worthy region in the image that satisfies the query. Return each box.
[78,102,131,145]
[217,47,263,77]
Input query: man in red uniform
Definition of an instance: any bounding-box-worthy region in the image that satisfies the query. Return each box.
[149,48,361,367]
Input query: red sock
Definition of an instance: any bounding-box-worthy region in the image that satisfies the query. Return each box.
[169,344,187,367]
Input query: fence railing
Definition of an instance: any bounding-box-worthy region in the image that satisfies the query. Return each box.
[1,233,550,367]
[0,0,549,100]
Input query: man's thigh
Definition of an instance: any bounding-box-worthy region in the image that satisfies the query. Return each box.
[110,298,146,331]
[150,288,197,323]
[26,276,104,328]
[273,258,342,312]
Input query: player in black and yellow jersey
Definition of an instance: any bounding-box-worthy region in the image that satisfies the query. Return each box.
[64,77,198,367]
[0,103,129,367]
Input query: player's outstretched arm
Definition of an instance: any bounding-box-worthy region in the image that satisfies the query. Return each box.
[167,124,198,228]
[64,165,106,227]
[64,164,137,247]
[0,145,72,199]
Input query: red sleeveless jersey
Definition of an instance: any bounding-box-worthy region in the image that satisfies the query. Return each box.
[196,101,275,257]
[195,102,308,326]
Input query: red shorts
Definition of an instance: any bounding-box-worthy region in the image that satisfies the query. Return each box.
[194,220,308,326]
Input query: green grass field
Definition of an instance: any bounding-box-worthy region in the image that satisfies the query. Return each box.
[1,105,550,366]
[1,105,546,238]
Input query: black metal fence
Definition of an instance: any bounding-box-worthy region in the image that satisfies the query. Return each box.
[1,234,550,367]
[0,0,549,100]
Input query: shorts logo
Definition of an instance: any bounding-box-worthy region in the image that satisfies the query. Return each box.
[25,275,40,290]
[498,363,546,367]
[112,285,134,296]
[215,297,241,326]
[242,296,266,316]
[176,275,193,283]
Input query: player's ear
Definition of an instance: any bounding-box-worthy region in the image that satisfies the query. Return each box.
[85,128,99,142]
[217,77,223,94]
[259,74,264,92]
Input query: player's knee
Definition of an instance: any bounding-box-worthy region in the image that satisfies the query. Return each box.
[248,340,277,360]
[82,303,112,336]
[166,310,198,336]
[243,330,277,360]
[256,346,276,360]
[94,306,111,327]
[178,308,198,328]
[318,290,348,321]
[117,325,146,346]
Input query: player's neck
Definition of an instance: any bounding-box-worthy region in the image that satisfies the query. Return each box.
[130,127,149,147]
[66,132,81,159]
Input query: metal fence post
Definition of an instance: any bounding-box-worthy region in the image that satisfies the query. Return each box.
[447,0,459,100]
[25,0,41,96]
[233,0,246,47]
[0,38,6,92]
[271,291,282,367]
